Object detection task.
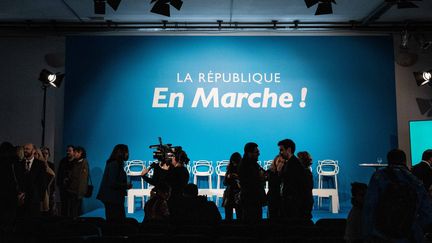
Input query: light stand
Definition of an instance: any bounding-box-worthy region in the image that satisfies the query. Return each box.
[38,69,64,147]
[41,84,48,147]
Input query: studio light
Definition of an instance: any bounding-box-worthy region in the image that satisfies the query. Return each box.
[416,98,432,116]
[150,0,183,17]
[94,0,122,14]
[38,69,65,147]
[305,0,319,8]
[94,0,106,14]
[416,35,432,50]
[170,0,183,10]
[107,0,122,11]
[39,69,64,88]
[385,0,422,9]
[304,0,336,15]
[400,29,410,49]
[414,70,432,86]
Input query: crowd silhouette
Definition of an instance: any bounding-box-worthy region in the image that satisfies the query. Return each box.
[2,140,432,242]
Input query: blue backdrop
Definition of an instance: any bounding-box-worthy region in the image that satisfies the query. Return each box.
[65,36,397,212]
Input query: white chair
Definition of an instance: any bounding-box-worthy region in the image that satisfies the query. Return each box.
[192,160,214,189]
[263,160,273,171]
[186,163,191,177]
[263,160,273,192]
[146,160,157,178]
[215,160,229,189]
[124,160,147,213]
[257,160,262,167]
[215,160,229,206]
[125,160,145,188]
[316,159,339,209]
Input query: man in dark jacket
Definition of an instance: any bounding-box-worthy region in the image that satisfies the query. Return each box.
[238,142,266,223]
[56,145,75,216]
[278,139,310,219]
[363,149,432,242]
[15,143,47,217]
[412,149,432,194]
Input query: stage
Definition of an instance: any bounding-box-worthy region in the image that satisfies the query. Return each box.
[82,202,350,223]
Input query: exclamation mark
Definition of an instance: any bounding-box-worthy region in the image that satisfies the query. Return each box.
[299,88,307,108]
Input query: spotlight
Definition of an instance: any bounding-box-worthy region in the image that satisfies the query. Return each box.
[170,0,183,10]
[107,0,122,10]
[94,0,106,14]
[385,0,421,9]
[421,41,432,50]
[415,35,432,50]
[400,29,410,49]
[416,98,432,116]
[304,0,336,15]
[94,0,122,14]
[39,69,64,88]
[150,0,183,17]
[304,0,319,8]
[414,70,432,86]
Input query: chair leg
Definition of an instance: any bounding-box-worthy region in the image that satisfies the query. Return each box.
[318,175,322,208]
[334,175,339,210]
[209,176,212,190]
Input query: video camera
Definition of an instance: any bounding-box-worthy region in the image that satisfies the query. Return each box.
[149,137,183,167]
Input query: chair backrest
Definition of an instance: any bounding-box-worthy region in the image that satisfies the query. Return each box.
[317,160,339,175]
[192,160,214,175]
[215,160,229,176]
[124,160,145,174]
[146,160,158,176]
[263,160,273,171]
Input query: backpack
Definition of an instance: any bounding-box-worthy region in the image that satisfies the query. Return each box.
[375,168,418,239]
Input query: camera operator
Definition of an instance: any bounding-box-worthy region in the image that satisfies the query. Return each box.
[141,148,190,216]
[140,159,171,188]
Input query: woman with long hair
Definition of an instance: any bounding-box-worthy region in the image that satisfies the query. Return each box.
[222,152,242,220]
[97,144,132,223]
[40,146,56,216]
[267,155,284,220]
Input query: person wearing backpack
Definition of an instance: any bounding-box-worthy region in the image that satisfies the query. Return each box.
[412,149,432,195]
[363,149,432,242]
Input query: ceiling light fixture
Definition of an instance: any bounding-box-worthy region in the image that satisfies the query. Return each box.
[150,0,183,17]
[304,0,336,15]
[416,98,432,117]
[400,29,410,49]
[385,0,422,9]
[415,34,432,50]
[94,0,122,14]
[94,0,106,14]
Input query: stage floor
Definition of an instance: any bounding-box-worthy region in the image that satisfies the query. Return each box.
[82,203,350,223]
